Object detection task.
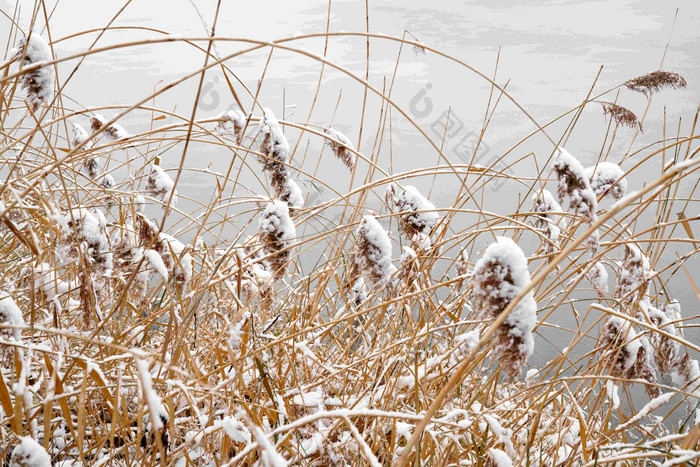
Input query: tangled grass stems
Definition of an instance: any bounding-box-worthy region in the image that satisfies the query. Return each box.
[0,4,699,466]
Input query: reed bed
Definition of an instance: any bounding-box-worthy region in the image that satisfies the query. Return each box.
[0,2,699,466]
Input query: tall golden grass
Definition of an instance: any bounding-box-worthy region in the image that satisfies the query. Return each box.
[0,3,699,466]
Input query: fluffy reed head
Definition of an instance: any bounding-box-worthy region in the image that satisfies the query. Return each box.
[324,127,355,170]
[531,189,563,257]
[258,200,296,280]
[385,183,439,244]
[601,102,642,131]
[600,314,640,377]
[353,215,396,288]
[470,237,537,379]
[215,108,246,142]
[584,162,627,200]
[90,115,128,141]
[13,34,55,111]
[624,70,687,97]
[614,243,651,303]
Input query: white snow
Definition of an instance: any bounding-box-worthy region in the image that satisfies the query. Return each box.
[585,162,627,200]
[250,423,288,466]
[144,249,169,281]
[9,436,51,467]
[616,392,673,430]
[259,200,296,245]
[220,416,251,444]
[71,123,90,148]
[283,178,304,210]
[147,164,178,204]
[0,291,25,341]
[134,357,168,431]
[386,183,439,236]
[215,108,246,138]
[488,448,513,467]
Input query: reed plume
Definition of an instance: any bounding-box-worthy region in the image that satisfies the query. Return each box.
[324,127,356,170]
[553,148,599,254]
[470,237,537,379]
[614,243,651,304]
[584,162,627,200]
[386,183,439,247]
[600,102,642,131]
[259,200,296,280]
[531,189,563,258]
[353,214,396,289]
[624,70,687,97]
[146,164,178,205]
[12,34,55,111]
[215,107,246,141]
[90,114,129,141]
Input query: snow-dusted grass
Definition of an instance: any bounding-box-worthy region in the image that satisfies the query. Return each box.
[0,6,698,467]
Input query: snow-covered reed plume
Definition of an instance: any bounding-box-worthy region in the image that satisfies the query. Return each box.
[90,114,128,141]
[627,335,660,398]
[324,127,355,169]
[531,189,563,257]
[281,178,304,211]
[146,164,178,205]
[598,313,656,394]
[386,183,439,247]
[588,262,608,297]
[255,108,305,208]
[353,215,396,289]
[53,208,113,274]
[259,200,296,280]
[71,123,91,149]
[12,34,54,111]
[399,246,418,292]
[74,121,100,179]
[455,249,470,292]
[238,240,274,311]
[584,162,627,200]
[136,214,192,292]
[258,108,290,191]
[0,291,24,341]
[215,107,246,141]
[9,436,51,467]
[470,237,537,379]
[600,315,638,373]
[641,300,681,378]
[553,148,599,254]
[614,243,651,303]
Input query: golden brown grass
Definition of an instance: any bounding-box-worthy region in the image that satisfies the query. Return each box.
[0,3,699,466]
